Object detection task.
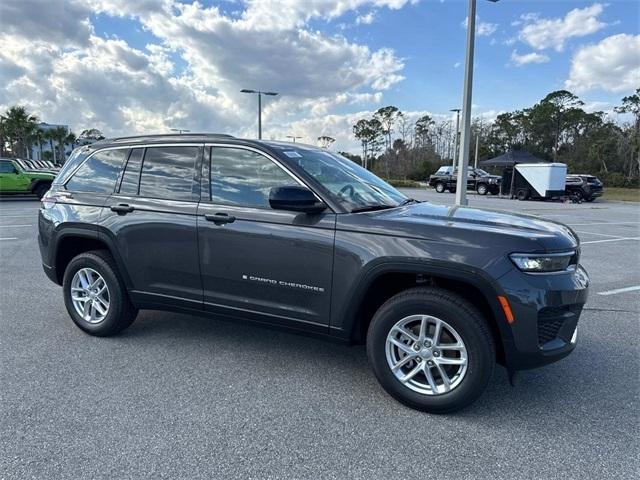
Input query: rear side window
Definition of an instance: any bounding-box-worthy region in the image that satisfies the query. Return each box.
[119,148,144,195]
[65,149,126,193]
[138,146,198,200]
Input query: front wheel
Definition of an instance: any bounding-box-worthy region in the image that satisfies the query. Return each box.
[34,183,51,199]
[476,183,488,195]
[435,182,445,193]
[366,287,495,413]
[62,250,138,336]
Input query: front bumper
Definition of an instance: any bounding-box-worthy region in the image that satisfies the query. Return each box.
[497,264,589,370]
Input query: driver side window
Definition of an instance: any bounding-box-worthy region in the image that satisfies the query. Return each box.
[0,161,17,174]
[210,147,297,208]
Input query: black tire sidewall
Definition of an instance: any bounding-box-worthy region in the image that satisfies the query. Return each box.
[62,252,130,336]
[367,290,494,413]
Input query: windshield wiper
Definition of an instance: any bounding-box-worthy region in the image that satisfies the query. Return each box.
[351,204,397,213]
[399,198,420,206]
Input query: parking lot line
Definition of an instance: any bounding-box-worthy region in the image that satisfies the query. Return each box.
[568,221,640,226]
[581,237,640,245]
[598,285,640,296]
[0,237,18,241]
[574,231,624,238]
[0,224,33,228]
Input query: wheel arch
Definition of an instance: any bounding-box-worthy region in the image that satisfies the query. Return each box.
[340,261,514,363]
[52,228,132,288]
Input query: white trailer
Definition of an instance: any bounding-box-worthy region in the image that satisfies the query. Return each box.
[513,163,567,200]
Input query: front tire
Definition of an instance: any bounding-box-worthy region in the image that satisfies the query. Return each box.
[435,182,445,193]
[62,250,138,336]
[476,183,488,195]
[34,182,51,199]
[366,287,495,413]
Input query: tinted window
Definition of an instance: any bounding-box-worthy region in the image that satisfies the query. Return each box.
[119,148,144,195]
[138,146,198,200]
[0,162,17,173]
[210,147,295,208]
[65,149,126,193]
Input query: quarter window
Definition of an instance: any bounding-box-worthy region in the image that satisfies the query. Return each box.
[138,146,198,200]
[210,147,296,208]
[65,149,126,193]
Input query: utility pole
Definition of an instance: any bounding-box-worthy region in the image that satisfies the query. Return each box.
[450,108,461,167]
[455,0,499,206]
[286,135,302,143]
[474,135,479,169]
[241,89,279,139]
[170,128,191,134]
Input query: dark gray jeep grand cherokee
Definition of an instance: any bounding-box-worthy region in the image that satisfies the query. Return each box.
[39,134,589,413]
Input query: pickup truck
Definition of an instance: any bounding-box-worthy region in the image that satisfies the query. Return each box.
[428,166,501,195]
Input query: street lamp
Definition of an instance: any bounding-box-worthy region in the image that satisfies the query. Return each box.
[241,89,279,139]
[170,128,190,134]
[450,108,461,166]
[454,0,499,206]
[286,135,303,143]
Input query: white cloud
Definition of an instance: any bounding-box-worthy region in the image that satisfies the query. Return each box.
[462,16,498,37]
[565,34,640,94]
[510,50,550,66]
[356,11,377,25]
[518,3,607,51]
[0,0,412,147]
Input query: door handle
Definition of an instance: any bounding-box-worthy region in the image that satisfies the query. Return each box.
[110,204,135,214]
[204,213,236,225]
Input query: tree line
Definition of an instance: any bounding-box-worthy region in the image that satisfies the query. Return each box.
[347,88,640,187]
[0,106,105,165]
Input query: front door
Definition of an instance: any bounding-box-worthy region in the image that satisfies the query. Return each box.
[0,161,29,192]
[198,145,336,333]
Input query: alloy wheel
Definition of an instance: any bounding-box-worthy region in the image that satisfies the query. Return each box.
[70,268,110,324]
[385,315,468,395]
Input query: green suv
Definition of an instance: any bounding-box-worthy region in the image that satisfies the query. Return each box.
[0,158,55,199]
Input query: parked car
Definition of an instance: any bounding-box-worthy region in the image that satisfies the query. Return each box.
[39,134,589,413]
[428,166,501,195]
[565,174,604,202]
[0,157,55,199]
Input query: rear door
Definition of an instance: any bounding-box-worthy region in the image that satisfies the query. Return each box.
[197,145,336,332]
[99,144,204,310]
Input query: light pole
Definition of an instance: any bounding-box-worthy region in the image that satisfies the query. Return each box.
[286,135,302,143]
[241,89,279,139]
[454,0,499,206]
[170,128,190,134]
[450,108,461,166]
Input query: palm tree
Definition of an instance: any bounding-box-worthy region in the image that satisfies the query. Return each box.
[35,128,45,161]
[43,129,56,164]
[65,131,77,160]
[1,106,39,158]
[52,126,69,165]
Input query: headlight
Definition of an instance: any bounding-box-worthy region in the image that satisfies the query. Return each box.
[509,251,577,273]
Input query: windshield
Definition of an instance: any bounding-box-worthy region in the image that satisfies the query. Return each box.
[276,147,407,211]
[474,168,490,177]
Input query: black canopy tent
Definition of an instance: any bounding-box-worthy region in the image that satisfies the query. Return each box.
[480,150,549,197]
[480,149,547,167]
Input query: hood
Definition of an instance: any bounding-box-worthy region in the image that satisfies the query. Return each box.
[23,169,57,178]
[341,202,579,252]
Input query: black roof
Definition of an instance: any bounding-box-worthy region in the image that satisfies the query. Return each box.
[480,149,548,167]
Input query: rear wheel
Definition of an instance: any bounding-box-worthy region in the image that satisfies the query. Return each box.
[516,188,530,201]
[435,182,445,193]
[62,250,138,336]
[366,287,495,413]
[33,182,51,199]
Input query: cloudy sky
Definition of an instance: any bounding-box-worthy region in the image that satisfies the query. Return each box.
[1,0,638,151]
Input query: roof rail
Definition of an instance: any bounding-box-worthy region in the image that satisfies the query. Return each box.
[107,133,235,143]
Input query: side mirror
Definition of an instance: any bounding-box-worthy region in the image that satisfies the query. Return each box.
[269,186,327,213]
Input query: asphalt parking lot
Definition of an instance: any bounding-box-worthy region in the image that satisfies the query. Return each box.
[1,191,639,479]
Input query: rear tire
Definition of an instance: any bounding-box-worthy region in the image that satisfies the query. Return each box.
[435,182,445,193]
[516,188,529,201]
[366,287,495,413]
[62,250,138,336]
[34,183,51,199]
